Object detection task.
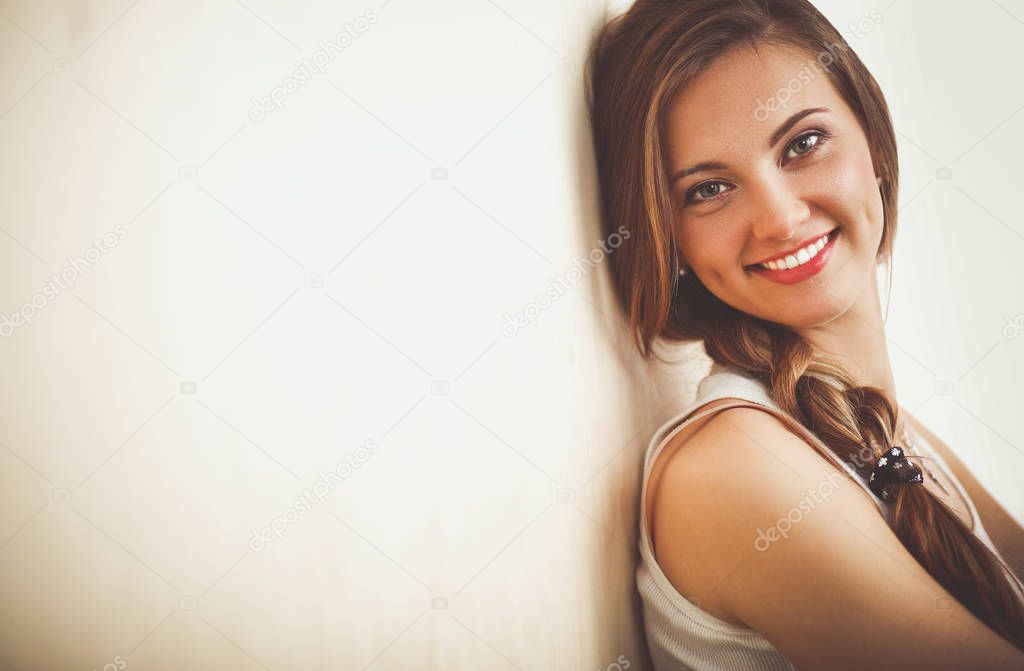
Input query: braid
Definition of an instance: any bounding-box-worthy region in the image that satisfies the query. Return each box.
[706,319,1024,649]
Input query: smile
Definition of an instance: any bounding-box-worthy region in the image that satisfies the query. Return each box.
[747,228,839,284]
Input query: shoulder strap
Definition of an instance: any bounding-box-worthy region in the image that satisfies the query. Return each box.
[640,398,889,556]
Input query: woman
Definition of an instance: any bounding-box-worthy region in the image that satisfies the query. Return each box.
[584,0,1024,669]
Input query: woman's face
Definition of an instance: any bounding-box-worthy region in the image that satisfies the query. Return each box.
[665,43,885,328]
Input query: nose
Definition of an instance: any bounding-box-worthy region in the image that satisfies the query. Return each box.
[747,175,810,241]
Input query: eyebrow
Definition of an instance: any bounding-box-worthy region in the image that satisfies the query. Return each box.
[668,106,830,186]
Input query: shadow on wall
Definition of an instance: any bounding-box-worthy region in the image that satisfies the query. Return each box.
[565,3,717,669]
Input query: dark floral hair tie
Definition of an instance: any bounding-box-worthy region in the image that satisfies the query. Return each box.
[868,445,924,501]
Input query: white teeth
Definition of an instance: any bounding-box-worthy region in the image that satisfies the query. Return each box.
[758,231,832,271]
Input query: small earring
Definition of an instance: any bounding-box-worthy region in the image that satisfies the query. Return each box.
[678,266,687,277]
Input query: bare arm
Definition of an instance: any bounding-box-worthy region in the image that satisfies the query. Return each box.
[910,417,1024,585]
[651,407,1024,671]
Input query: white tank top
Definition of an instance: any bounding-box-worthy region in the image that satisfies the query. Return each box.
[636,362,1008,670]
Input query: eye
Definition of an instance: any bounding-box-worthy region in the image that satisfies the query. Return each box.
[687,181,732,203]
[681,129,831,208]
[783,129,830,163]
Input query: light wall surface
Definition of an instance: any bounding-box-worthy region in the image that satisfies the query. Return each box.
[0,0,1020,669]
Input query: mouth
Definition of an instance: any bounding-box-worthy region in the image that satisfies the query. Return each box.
[745,227,840,284]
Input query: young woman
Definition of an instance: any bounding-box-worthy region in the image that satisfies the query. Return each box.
[585,1,1024,669]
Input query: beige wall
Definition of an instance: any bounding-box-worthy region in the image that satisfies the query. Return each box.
[0,0,1020,669]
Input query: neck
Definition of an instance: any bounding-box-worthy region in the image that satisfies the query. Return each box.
[796,266,900,416]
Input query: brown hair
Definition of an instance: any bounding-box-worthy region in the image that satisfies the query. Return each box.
[585,0,1024,649]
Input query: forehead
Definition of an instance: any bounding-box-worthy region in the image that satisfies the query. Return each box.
[664,43,846,165]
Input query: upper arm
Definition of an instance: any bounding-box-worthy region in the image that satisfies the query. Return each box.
[651,407,1024,671]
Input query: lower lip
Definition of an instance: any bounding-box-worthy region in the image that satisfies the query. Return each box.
[747,229,839,285]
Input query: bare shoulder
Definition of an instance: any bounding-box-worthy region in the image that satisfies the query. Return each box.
[649,405,872,619]
[650,405,1024,670]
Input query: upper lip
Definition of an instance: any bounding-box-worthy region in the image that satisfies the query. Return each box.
[746,228,836,267]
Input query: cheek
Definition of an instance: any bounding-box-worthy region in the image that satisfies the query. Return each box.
[677,222,741,272]
[813,148,882,232]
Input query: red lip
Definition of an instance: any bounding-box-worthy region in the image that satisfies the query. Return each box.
[746,227,838,267]
[748,229,839,285]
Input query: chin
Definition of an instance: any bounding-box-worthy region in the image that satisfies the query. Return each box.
[733,272,857,328]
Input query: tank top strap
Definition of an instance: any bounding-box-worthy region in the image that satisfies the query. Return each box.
[641,365,891,554]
